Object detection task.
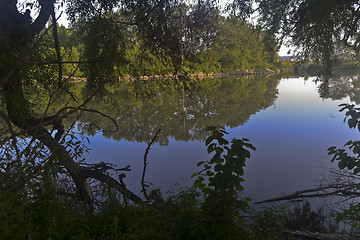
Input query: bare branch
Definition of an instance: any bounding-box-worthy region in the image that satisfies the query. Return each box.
[61,106,119,132]
[142,128,161,200]
[255,183,360,204]
[80,166,144,204]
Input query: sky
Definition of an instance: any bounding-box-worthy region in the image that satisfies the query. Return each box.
[278,45,294,56]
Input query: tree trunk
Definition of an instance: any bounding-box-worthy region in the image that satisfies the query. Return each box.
[0,0,143,204]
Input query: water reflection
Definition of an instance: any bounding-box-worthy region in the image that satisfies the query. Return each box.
[316,74,360,103]
[78,76,280,144]
[83,75,359,202]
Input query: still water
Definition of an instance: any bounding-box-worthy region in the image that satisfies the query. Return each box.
[84,75,359,203]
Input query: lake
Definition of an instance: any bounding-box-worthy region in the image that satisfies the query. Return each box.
[82,74,359,204]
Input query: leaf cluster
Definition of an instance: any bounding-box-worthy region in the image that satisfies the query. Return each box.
[192,126,255,239]
[328,104,360,173]
[327,103,360,230]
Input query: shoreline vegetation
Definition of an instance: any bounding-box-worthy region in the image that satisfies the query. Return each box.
[68,67,291,83]
[55,16,283,82]
[67,61,360,84]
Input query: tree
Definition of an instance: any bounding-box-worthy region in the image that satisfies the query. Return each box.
[0,0,137,203]
[0,0,224,205]
[232,0,360,72]
[122,0,220,73]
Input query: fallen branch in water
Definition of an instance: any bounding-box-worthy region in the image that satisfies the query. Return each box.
[255,183,360,204]
[142,128,161,200]
[284,230,359,240]
[80,166,143,204]
[255,168,360,204]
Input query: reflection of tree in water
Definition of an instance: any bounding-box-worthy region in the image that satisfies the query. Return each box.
[77,76,281,145]
[317,74,360,104]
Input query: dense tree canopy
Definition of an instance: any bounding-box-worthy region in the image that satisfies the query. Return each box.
[234,0,360,70]
[52,14,280,77]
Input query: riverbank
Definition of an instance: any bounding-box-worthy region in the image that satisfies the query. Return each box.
[69,68,290,83]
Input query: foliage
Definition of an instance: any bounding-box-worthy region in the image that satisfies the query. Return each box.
[327,103,360,231]
[232,0,360,73]
[192,126,255,239]
[328,104,360,173]
[56,16,280,76]
[0,125,300,240]
[284,201,336,233]
[0,122,335,239]
[209,17,263,72]
[249,203,290,239]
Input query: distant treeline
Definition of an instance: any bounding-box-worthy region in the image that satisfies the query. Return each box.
[55,16,290,78]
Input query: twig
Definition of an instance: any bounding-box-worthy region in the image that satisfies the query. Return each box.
[142,128,161,200]
[61,106,119,132]
[255,183,360,204]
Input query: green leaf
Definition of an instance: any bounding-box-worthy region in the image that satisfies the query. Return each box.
[330,154,337,162]
[207,143,216,153]
[197,161,205,166]
[338,161,346,169]
[219,129,228,135]
[218,137,229,145]
[206,171,214,176]
[244,142,256,151]
[339,104,348,112]
[215,147,224,154]
[205,136,214,146]
[328,146,336,153]
[348,118,357,129]
[235,185,244,191]
[353,145,360,154]
[193,180,200,188]
[210,153,222,163]
[213,130,224,139]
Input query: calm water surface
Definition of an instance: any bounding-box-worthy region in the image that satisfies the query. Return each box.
[84,76,359,203]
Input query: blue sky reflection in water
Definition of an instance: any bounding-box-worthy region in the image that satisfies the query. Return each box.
[84,77,358,203]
